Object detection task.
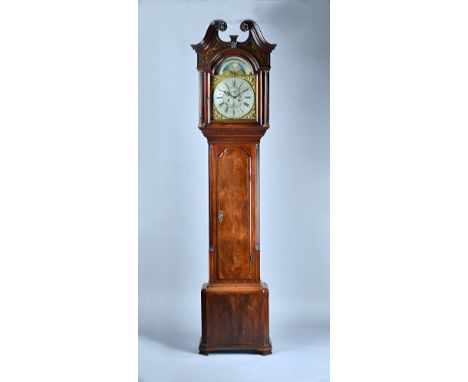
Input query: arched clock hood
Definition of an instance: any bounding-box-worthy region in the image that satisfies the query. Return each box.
[192,20,276,136]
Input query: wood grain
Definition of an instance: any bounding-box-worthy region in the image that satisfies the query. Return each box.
[200,283,272,355]
[217,148,251,280]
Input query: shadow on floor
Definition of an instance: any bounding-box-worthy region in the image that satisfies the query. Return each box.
[139,319,329,355]
[139,325,200,354]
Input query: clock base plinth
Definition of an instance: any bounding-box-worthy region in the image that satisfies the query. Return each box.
[198,338,272,356]
[199,282,272,356]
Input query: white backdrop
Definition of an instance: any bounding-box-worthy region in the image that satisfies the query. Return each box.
[139,1,329,381]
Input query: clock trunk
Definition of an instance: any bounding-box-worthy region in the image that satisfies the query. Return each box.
[210,143,259,284]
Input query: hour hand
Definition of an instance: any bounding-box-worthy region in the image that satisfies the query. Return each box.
[220,89,232,97]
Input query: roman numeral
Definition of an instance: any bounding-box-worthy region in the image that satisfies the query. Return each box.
[243,102,249,107]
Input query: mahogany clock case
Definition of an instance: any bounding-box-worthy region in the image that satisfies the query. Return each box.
[192,20,276,355]
[139,1,330,375]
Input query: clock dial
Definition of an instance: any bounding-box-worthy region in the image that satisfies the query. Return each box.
[213,77,255,119]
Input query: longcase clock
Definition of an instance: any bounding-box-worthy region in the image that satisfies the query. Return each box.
[192,19,276,356]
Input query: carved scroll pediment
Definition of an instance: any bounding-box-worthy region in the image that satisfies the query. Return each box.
[191,19,276,70]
